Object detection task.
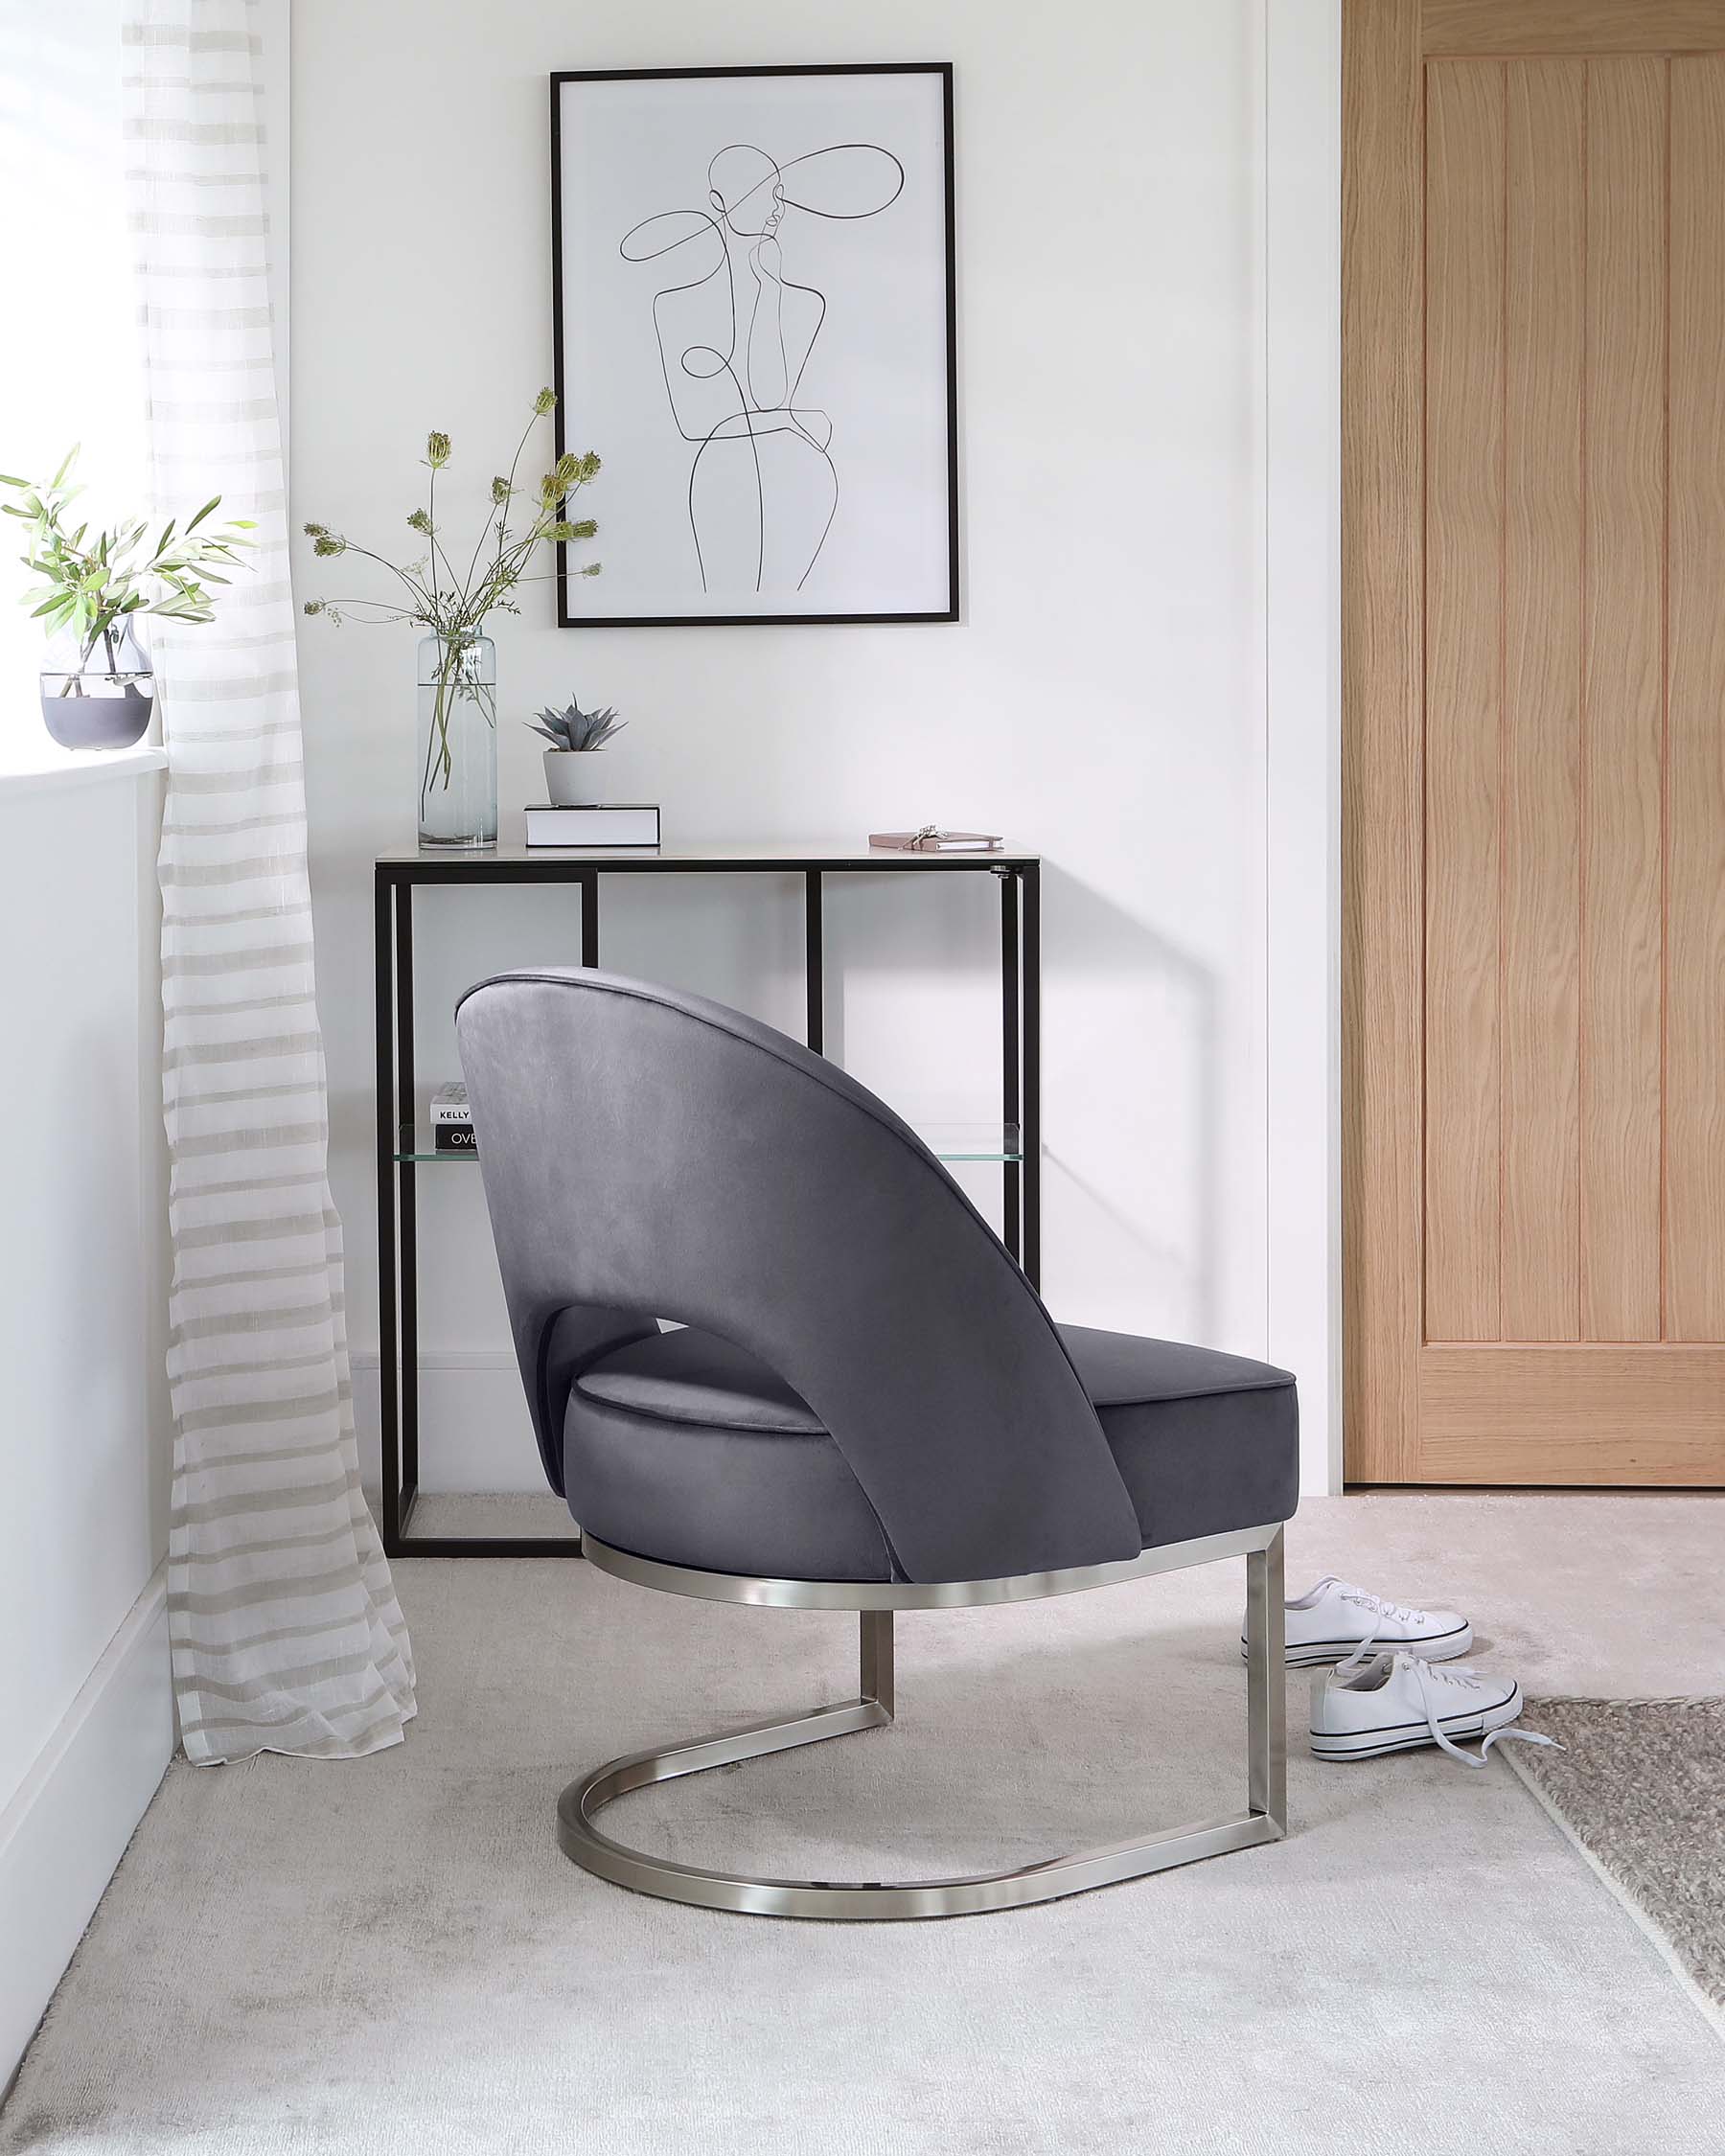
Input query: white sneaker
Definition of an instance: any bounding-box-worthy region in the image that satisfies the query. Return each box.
[1308,1650,1552,1765]
[1241,1574,1472,1667]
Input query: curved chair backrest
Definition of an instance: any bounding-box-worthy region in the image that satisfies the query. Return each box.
[455,970,1141,1582]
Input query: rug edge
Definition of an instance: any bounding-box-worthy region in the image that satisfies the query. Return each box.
[1505,1707,1725,2052]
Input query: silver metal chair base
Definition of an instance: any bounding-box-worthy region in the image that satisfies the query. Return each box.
[559,1524,1287,1921]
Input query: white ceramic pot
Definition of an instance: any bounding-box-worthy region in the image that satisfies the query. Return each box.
[543,748,605,806]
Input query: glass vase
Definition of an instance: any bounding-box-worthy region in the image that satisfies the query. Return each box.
[40,615,155,750]
[417,631,496,848]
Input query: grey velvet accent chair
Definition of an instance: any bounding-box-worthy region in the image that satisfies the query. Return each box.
[456,967,1298,1920]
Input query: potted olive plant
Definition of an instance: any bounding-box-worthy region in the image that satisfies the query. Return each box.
[1,447,254,748]
[528,695,627,805]
[301,390,601,848]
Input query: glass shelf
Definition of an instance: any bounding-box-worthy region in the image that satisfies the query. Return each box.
[914,1122,1024,1163]
[395,1120,1023,1166]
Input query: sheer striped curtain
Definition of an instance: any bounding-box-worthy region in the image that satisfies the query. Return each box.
[126,0,415,1760]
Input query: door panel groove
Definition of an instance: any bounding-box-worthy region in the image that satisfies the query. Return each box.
[1581,57,1665,1342]
[1666,56,1725,1340]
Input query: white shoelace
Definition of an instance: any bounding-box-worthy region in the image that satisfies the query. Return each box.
[1334,1645,1563,1770]
[1413,1661,1562,1768]
[1334,1617,1394,1672]
[1333,1581,1427,1629]
[1290,1576,1436,1631]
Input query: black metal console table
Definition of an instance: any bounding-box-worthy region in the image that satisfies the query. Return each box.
[375,843,1042,1557]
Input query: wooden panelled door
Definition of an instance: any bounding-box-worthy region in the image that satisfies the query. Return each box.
[1344,0,1725,1484]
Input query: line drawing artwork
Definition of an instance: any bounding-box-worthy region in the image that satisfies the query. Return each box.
[620,141,906,596]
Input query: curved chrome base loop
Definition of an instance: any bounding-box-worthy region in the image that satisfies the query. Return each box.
[559,1529,1288,1921]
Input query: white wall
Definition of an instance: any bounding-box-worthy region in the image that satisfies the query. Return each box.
[1266,0,1342,1488]
[0,764,171,1807]
[290,0,1339,1495]
[0,759,174,2084]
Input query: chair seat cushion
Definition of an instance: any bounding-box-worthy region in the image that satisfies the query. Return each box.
[1056,1324,1298,1552]
[566,1320,1298,1580]
[567,1328,894,1580]
[578,1325,826,1434]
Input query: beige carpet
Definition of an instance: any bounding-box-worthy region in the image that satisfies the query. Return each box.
[5,1494,1723,2155]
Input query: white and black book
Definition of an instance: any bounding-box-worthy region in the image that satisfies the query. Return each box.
[429,1081,474,1154]
[523,802,661,849]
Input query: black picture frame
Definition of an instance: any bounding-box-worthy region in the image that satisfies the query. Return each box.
[549,62,959,629]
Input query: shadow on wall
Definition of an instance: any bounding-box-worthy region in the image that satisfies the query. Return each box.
[1039,866,1219,1343]
[814,862,1220,1341]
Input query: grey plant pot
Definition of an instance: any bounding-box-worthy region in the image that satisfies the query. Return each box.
[40,681,155,750]
[543,748,606,806]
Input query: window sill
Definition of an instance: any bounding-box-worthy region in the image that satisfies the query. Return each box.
[0,745,168,799]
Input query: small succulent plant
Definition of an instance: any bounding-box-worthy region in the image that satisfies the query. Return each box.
[529,695,626,752]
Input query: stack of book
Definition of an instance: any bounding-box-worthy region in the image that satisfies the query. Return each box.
[523,803,661,848]
[430,1082,475,1154]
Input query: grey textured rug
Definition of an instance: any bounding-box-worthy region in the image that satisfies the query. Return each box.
[1511,1697,1725,2032]
[6,1502,1725,2156]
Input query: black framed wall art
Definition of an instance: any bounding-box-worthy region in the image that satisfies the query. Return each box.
[550,64,958,627]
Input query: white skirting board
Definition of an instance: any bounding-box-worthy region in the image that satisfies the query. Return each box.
[0,1568,173,2093]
